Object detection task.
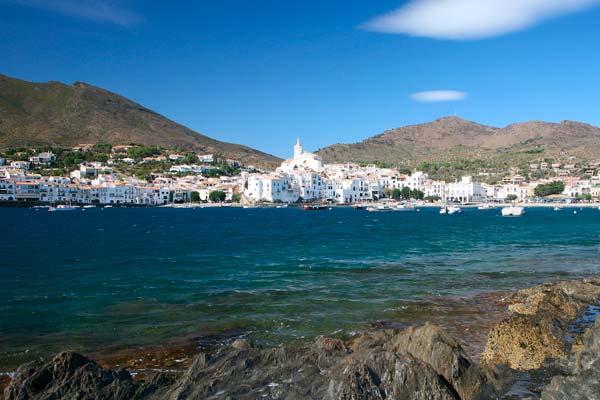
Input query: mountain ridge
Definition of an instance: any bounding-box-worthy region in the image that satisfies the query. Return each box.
[0,74,281,168]
[317,116,600,167]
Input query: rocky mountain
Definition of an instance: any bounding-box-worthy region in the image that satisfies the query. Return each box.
[317,116,600,167]
[0,74,281,168]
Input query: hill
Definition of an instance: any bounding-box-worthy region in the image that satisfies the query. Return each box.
[317,116,600,178]
[0,74,280,168]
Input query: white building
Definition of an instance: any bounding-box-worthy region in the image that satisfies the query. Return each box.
[198,154,215,163]
[278,138,323,173]
[290,172,325,200]
[423,180,445,199]
[329,178,371,203]
[445,176,485,203]
[10,161,30,170]
[244,174,299,203]
[404,171,428,191]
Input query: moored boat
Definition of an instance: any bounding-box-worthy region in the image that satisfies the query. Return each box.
[440,205,461,215]
[501,206,524,216]
[302,204,329,211]
[49,204,78,212]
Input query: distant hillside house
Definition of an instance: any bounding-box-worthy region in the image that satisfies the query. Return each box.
[278,138,323,173]
[72,144,95,152]
[29,151,56,165]
[198,154,214,163]
[112,145,138,154]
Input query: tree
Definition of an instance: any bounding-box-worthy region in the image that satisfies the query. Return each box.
[231,193,241,203]
[424,195,441,202]
[391,188,401,200]
[506,194,518,202]
[579,193,593,202]
[400,186,411,200]
[209,190,226,202]
[383,188,392,198]
[534,181,565,197]
[190,191,200,202]
[410,189,424,200]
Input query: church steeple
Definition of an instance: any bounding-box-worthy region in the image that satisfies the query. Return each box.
[293,138,304,159]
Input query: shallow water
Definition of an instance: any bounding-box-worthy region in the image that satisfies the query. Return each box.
[1,206,599,369]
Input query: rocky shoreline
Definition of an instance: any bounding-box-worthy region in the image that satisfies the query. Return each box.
[4,278,600,399]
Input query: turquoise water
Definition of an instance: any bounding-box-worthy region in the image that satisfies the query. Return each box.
[1,206,599,369]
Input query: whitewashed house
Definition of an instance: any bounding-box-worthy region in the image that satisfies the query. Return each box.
[445,176,485,203]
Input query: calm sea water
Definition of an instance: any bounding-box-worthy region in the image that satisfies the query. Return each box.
[1,206,599,369]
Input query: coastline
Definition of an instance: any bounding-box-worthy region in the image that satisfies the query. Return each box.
[5,277,600,399]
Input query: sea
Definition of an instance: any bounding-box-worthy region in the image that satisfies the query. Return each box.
[1,206,599,370]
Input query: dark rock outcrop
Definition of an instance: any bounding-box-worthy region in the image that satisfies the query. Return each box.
[5,325,500,400]
[541,318,600,400]
[4,352,142,400]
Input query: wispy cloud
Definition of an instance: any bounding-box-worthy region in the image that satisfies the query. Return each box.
[362,0,599,40]
[411,90,468,102]
[12,0,142,26]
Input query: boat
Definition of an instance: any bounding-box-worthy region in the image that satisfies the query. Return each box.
[366,204,396,212]
[275,204,288,209]
[352,204,368,210]
[395,204,416,211]
[477,204,495,210]
[553,206,563,211]
[104,205,113,208]
[501,206,524,217]
[440,206,461,215]
[48,204,77,212]
[302,204,329,211]
[83,205,96,209]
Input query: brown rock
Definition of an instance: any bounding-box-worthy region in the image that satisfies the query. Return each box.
[483,279,600,371]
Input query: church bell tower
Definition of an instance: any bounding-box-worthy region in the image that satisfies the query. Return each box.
[293,138,303,159]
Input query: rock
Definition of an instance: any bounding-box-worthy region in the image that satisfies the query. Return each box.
[483,279,600,370]
[158,324,499,400]
[4,352,141,400]
[483,313,568,370]
[384,323,499,400]
[327,352,459,400]
[3,323,504,400]
[541,318,600,400]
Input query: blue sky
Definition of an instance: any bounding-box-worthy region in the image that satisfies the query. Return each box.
[1,0,600,158]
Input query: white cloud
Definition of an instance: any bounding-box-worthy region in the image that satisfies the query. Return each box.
[362,0,599,40]
[13,0,142,26]
[411,90,468,102]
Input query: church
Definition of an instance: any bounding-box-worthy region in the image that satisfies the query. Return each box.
[277,138,323,173]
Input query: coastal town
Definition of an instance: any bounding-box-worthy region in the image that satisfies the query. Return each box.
[1,139,599,207]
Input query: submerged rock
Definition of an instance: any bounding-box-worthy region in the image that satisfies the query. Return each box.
[483,278,600,371]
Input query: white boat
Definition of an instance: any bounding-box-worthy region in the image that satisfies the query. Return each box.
[367,204,396,212]
[440,206,461,215]
[49,204,77,212]
[501,206,524,217]
[83,205,96,209]
[366,203,410,212]
[276,204,288,208]
[104,205,113,208]
[553,206,563,211]
[395,204,416,211]
[448,206,462,214]
[477,204,495,210]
